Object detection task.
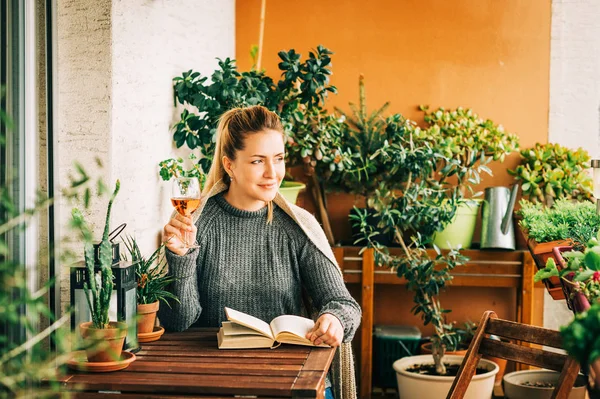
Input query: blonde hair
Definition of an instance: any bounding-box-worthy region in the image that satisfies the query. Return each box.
[203,105,284,222]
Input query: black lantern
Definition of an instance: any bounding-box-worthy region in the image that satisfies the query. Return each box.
[70,242,138,350]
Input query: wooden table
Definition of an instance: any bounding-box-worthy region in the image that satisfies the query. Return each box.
[58,328,335,398]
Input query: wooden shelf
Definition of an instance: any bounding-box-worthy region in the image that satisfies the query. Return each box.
[333,247,536,399]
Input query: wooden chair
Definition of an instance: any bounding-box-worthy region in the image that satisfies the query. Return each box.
[447,310,581,399]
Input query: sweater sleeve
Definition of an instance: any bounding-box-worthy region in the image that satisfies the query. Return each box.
[298,240,362,342]
[157,247,202,332]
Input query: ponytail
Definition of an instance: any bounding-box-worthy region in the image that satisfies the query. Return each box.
[202,105,284,223]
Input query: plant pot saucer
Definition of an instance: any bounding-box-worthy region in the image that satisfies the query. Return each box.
[66,350,136,372]
[138,326,165,343]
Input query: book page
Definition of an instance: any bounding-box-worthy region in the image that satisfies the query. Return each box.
[270,314,316,344]
[221,321,264,336]
[224,307,274,339]
[217,328,274,349]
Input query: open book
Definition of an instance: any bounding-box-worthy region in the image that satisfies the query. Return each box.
[217,307,330,349]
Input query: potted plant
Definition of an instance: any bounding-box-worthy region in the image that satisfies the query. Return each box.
[509,142,593,207]
[71,180,127,363]
[561,302,600,397]
[351,119,499,397]
[160,46,352,244]
[519,198,600,299]
[122,236,180,340]
[535,233,600,314]
[418,106,519,249]
[334,75,413,245]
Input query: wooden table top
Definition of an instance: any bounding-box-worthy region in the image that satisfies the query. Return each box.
[59,328,336,399]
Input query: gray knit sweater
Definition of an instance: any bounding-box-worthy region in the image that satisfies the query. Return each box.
[159,193,361,345]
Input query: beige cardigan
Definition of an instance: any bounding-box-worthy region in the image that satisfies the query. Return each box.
[191,180,358,399]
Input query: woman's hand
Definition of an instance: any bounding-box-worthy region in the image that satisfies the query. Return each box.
[163,213,197,256]
[306,313,343,347]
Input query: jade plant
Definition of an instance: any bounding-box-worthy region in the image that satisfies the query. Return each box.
[509,143,593,205]
[71,179,120,330]
[419,105,520,196]
[518,198,600,248]
[161,46,352,243]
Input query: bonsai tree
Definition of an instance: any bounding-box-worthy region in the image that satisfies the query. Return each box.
[509,143,593,206]
[71,180,121,330]
[160,46,352,244]
[351,120,468,375]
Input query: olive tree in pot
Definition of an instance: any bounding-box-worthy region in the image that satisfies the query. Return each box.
[351,121,499,398]
[72,180,127,363]
[122,236,180,339]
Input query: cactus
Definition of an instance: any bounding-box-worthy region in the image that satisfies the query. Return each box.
[72,180,120,329]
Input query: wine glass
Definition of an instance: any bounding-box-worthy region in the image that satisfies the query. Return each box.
[171,177,201,249]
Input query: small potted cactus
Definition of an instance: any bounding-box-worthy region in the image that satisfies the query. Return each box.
[72,180,127,363]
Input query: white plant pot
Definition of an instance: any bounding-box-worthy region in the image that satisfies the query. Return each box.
[503,370,587,399]
[393,354,498,399]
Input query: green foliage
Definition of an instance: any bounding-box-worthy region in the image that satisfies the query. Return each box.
[0,86,101,396]
[546,234,600,304]
[533,258,560,282]
[509,143,593,205]
[122,236,180,306]
[561,302,600,368]
[419,105,519,196]
[158,154,207,187]
[71,180,121,329]
[161,46,349,181]
[349,103,518,375]
[518,198,600,246]
[332,75,410,197]
[350,124,469,374]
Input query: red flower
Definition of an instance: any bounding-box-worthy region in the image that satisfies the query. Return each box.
[593,271,600,282]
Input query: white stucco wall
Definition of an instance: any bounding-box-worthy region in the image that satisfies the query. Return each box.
[545,0,600,331]
[548,0,600,155]
[56,0,235,311]
[110,0,234,256]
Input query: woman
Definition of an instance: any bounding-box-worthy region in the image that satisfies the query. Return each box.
[159,105,361,399]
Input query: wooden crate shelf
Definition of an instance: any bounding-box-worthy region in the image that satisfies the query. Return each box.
[333,247,536,399]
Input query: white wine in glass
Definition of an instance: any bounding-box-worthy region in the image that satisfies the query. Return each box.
[171,177,201,249]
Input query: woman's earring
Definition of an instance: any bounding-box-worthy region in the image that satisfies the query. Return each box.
[229,174,234,181]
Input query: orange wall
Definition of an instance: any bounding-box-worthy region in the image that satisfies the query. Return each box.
[236,0,551,242]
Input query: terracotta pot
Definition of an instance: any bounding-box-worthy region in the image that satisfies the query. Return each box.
[137,301,160,334]
[79,321,127,363]
[420,342,468,356]
[524,232,574,300]
[553,246,591,314]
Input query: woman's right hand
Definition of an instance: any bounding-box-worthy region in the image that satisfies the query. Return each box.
[163,213,197,256]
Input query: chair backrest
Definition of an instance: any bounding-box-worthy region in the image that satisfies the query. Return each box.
[447,310,580,399]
